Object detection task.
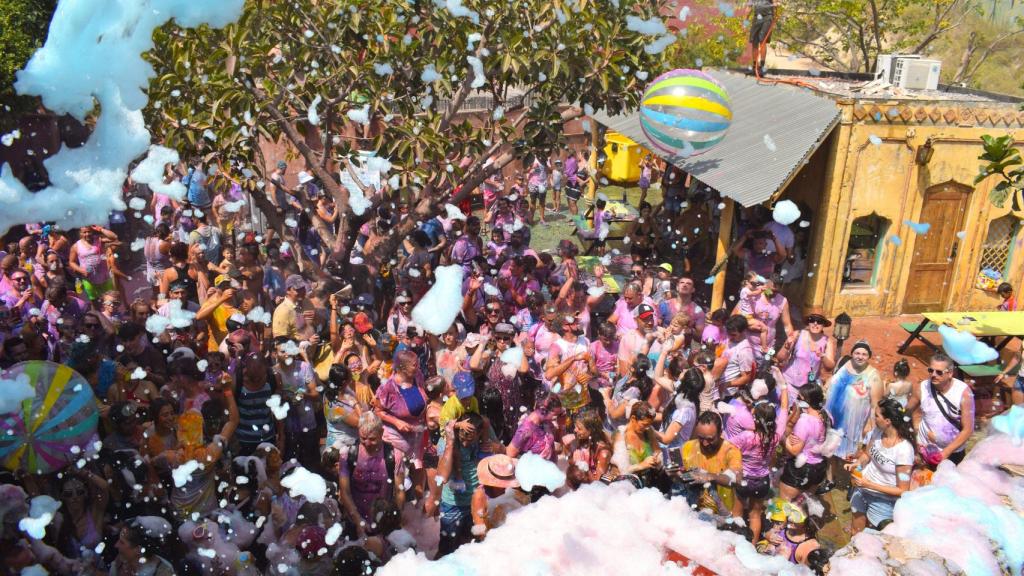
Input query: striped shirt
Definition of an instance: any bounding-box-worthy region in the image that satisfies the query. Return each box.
[236,381,276,449]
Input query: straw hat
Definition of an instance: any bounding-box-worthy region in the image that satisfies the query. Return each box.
[477,455,520,489]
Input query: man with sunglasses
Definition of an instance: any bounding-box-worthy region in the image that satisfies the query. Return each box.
[906,353,975,466]
[2,269,40,320]
[544,314,595,415]
[478,300,505,336]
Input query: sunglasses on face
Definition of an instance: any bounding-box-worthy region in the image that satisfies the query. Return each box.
[487,308,502,315]
[11,276,27,283]
[807,319,824,326]
[495,335,512,342]
[927,368,948,375]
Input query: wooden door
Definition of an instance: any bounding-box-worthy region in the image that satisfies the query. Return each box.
[903,183,970,313]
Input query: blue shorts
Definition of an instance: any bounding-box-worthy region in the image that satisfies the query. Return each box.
[850,487,897,528]
[436,502,473,558]
[1014,375,1024,393]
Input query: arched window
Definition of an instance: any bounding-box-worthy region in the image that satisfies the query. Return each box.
[976,214,1021,289]
[842,213,890,288]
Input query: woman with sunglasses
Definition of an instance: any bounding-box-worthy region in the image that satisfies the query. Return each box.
[386,290,414,338]
[55,469,108,559]
[777,313,837,400]
[470,323,529,443]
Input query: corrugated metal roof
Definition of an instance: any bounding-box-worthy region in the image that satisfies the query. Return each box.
[593,71,841,207]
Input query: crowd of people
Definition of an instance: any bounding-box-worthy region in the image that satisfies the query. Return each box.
[0,150,993,576]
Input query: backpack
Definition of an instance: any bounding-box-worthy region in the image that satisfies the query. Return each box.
[346,442,398,487]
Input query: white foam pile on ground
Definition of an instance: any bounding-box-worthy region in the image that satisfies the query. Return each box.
[381,483,802,575]
[381,408,1024,575]
[1,0,244,232]
[412,265,464,335]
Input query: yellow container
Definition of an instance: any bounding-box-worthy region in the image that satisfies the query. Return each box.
[601,131,652,183]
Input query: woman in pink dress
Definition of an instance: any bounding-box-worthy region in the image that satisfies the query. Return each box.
[777,313,837,400]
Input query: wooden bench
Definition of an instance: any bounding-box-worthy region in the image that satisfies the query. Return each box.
[959,363,1004,378]
[897,320,940,354]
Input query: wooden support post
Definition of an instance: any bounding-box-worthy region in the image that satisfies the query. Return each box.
[711,198,735,311]
[588,125,599,200]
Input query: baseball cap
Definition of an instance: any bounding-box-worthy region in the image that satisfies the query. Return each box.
[453,371,476,400]
[494,322,515,335]
[285,274,309,291]
[276,160,287,170]
[634,303,655,321]
[395,290,412,304]
[213,274,239,289]
[658,263,673,274]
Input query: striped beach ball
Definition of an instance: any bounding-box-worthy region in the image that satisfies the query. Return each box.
[639,69,732,157]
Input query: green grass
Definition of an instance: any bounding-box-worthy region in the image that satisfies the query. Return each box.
[528,182,664,254]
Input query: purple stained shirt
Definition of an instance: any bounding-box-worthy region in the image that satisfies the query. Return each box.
[731,426,784,478]
[724,398,755,440]
[510,416,556,461]
[793,412,826,465]
[702,324,728,348]
[339,445,393,519]
[450,235,480,268]
[747,294,787,352]
[564,156,578,186]
[376,376,428,428]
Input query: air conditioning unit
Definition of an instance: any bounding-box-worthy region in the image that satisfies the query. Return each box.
[875,54,920,84]
[893,58,941,90]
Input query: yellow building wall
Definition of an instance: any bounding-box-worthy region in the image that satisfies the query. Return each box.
[803,100,1023,318]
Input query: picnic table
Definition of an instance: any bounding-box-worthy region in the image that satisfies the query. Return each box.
[898,311,1024,376]
[575,200,637,255]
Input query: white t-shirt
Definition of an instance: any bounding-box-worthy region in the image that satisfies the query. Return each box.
[861,429,914,492]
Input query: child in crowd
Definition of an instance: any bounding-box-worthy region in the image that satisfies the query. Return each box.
[486,228,507,268]
[885,359,912,406]
[701,308,730,356]
[997,282,1017,311]
[735,272,764,317]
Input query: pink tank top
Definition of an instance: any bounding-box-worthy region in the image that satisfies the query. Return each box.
[782,330,827,389]
[75,239,108,283]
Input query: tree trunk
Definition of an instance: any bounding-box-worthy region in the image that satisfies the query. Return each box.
[953,32,978,83]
